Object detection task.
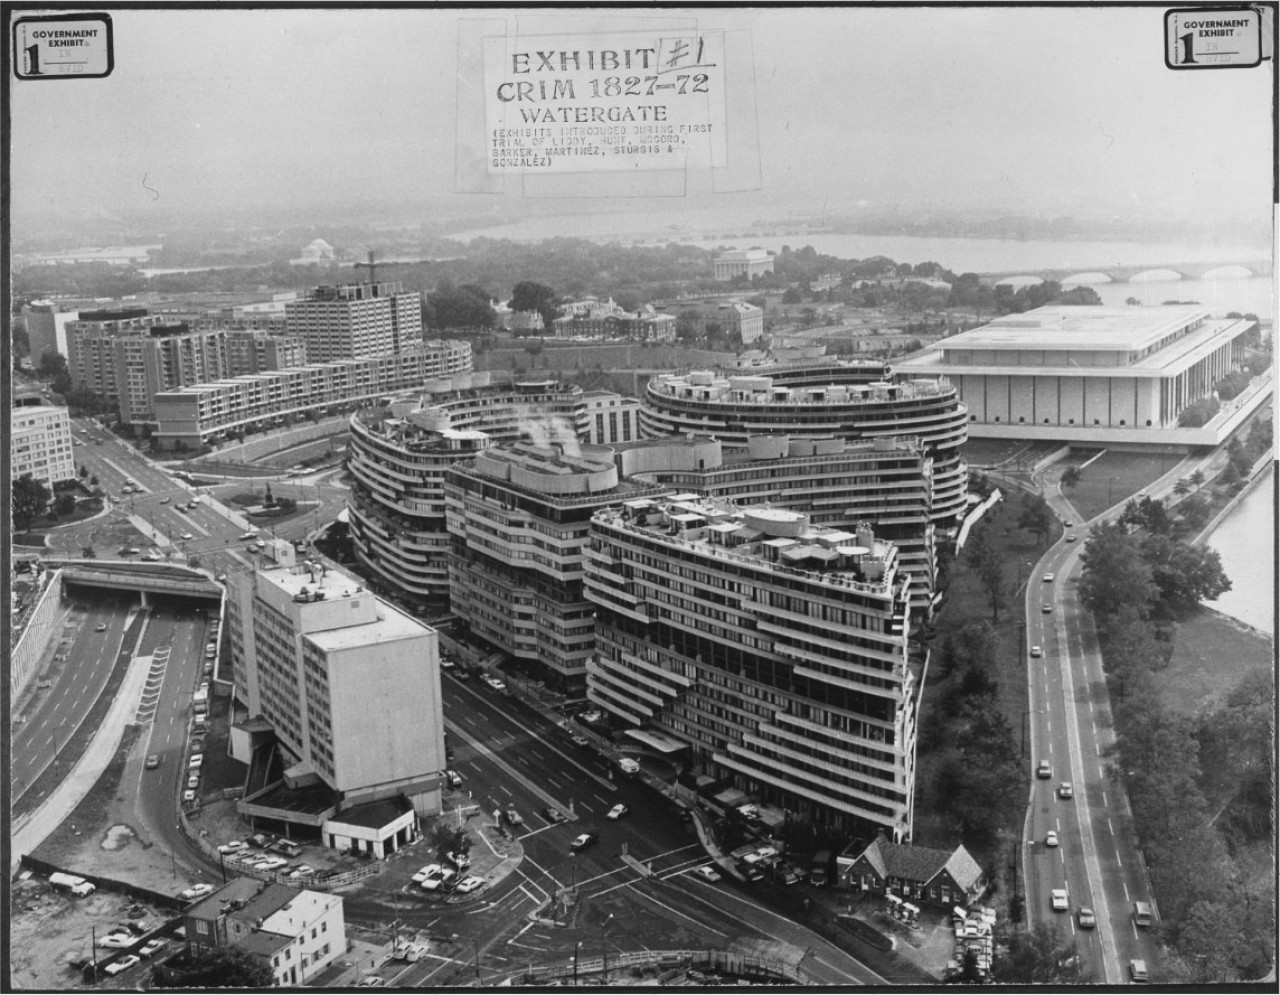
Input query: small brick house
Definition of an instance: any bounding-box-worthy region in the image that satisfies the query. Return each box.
[837,835,987,908]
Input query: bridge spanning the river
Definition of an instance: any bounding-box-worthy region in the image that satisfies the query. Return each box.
[978,258,1272,286]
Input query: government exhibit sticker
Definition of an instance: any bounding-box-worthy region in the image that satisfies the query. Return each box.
[12,12,113,80]
[483,31,729,174]
[1165,7,1262,69]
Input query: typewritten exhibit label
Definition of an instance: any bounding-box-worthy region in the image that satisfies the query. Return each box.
[483,31,729,174]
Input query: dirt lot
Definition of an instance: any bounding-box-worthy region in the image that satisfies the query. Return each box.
[9,874,171,990]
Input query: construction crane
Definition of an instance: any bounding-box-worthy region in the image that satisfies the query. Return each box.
[352,250,431,288]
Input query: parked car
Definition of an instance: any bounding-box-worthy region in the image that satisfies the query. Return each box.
[412,863,441,884]
[180,532,194,540]
[1051,888,1069,911]
[693,865,722,882]
[289,864,315,879]
[182,789,196,804]
[570,832,598,852]
[357,975,388,987]
[98,933,135,949]
[188,753,203,768]
[455,875,485,894]
[606,803,629,820]
[218,841,248,854]
[138,938,167,958]
[418,866,444,891]
[505,807,524,826]
[103,955,141,976]
[445,850,471,871]
[179,883,214,901]
[186,774,200,790]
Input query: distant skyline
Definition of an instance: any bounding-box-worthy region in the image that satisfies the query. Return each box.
[9,6,1274,233]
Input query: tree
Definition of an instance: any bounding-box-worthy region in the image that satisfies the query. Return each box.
[1176,493,1211,531]
[38,348,67,379]
[1140,535,1231,614]
[54,493,77,516]
[993,921,1092,984]
[965,524,1006,622]
[1060,466,1082,489]
[89,474,99,487]
[159,947,275,988]
[1079,524,1156,621]
[1017,492,1055,544]
[428,284,495,329]
[13,474,51,531]
[781,287,803,304]
[509,280,560,334]
[78,464,89,479]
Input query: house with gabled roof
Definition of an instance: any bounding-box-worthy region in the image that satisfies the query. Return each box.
[836,834,987,908]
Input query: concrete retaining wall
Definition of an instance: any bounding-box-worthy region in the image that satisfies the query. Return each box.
[11,570,65,703]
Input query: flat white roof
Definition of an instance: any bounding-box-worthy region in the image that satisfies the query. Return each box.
[937,305,1209,352]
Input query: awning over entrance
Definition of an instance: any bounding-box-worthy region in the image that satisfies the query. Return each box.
[624,728,690,754]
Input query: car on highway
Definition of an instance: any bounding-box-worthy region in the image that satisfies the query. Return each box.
[1042,602,1053,614]
[1066,534,1077,542]
[1029,646,1043,658]
[544,806,568,824]
[579,709,604,724]
[218,841,248,854]
[455,875,485,894]
[1058,782,1074,799]
[445,769,464,788]
[1043,572,1055,582]
[179,883,215,901]
[1037,760,1052,779]
[1051,888,1069,911]
[570,832,598,852]
[240,532,257,541]
[606,803,629,820]
[483,675,507,692]
[159,497,170,504]
[619,757,641,776]
[138,938,167,958]
[96,622,108,631]
[103,954,141,976]
[1045,830,1059,847]
[142,550,161,561]
[145,754,160,769]
[98,933,135,949]
[505,807,524,826]
[570,733,589,747]
[693,865,722,883]
[439,656,455,670]
[1077,906,1096,929]
[180,532,194,540]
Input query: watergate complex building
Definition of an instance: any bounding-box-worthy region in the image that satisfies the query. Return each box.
[585,498,918,840]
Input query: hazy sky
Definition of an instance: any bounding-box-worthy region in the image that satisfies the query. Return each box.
[9,5,1274,226]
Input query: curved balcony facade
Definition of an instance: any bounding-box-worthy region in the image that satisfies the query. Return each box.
[346,375,589,604]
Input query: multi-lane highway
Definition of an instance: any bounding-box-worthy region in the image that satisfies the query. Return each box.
[1020,462,1194,985]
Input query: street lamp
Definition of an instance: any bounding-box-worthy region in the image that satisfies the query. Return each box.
[600,914,614,984]
[572,941,582,985]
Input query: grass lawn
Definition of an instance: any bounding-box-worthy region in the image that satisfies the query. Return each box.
[1059,451,1180,521]
[1158,608,1274,716]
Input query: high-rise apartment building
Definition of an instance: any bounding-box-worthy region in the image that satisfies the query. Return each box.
[285,282,423,362]
[12,404,75,488]
[225,328,309,376]
[614,433,936,609]
[226,544,447,826]
[21,300,79,363]
[346,373,589,605]
[66,310,231,429]
[585,498,918,840]
[444,443,667,692]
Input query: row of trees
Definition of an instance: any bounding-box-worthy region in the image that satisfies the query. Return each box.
[1079,526,1272,981]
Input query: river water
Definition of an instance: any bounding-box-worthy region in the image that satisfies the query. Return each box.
[446,218,1272,318]
[1204,465,1276,636]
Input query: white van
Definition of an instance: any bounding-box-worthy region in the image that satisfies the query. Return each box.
[50,872,96,896]
[1132,901,1154,928]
